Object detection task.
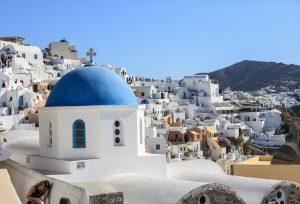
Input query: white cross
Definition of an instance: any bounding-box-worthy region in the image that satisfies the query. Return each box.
[86,48,97,63]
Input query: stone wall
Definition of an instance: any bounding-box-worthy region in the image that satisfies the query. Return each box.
[89,192,123,204]
[177,183,246,204]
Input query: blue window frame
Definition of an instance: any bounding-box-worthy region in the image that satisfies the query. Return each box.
[73,119,86,148]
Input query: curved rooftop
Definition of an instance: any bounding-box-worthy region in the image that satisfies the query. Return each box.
[46,65,138,107]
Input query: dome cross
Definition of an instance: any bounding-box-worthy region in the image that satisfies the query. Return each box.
[86,48,97,63]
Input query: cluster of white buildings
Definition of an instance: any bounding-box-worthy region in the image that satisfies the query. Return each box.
[0,37,85,129]
[236,86,300,109]
[0,36,293,161]
[0,36,299,204]
[125,71,289,161]
[0,36,288,158]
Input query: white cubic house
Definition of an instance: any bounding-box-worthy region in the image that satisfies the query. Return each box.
[27,65,166,182]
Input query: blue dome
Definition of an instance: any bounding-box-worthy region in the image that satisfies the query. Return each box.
[140,99,149,104]
[46,66,138,107]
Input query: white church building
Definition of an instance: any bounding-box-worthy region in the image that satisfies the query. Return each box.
[27,64,166,182]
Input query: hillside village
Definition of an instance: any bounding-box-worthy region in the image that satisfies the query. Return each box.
[0,36,300,203]
[0,36,300,167]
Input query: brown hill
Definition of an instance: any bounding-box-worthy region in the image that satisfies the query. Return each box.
[202,60,300,91]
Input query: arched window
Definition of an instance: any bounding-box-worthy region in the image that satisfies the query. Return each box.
[73,119,86,148]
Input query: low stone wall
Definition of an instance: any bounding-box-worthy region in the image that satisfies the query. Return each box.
[0,169,21,204]
[0,159,89,204]
[177,183,246,204]
[261,181,300,204]
[89,192,123,204]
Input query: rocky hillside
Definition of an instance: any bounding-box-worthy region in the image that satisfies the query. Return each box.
[204,60,300,91]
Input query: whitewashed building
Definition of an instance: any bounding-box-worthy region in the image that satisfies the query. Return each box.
[239,112,265,133]
[27,65,166,182]
[46,39,78,60]
[0,36,43,67]
[145,137,167,154]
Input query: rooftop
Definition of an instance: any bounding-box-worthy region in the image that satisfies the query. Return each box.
[0,36,25,44]
[237,156,273,165]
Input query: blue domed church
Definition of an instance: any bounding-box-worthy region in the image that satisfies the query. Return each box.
[28,65,165,182]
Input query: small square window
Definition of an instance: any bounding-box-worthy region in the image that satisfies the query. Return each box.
[156,144,160,150]
[77,161,85,169]
[22,53,25,58]
[34,54,38,59]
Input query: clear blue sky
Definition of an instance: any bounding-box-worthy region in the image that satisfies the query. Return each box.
[1,0,299,78]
